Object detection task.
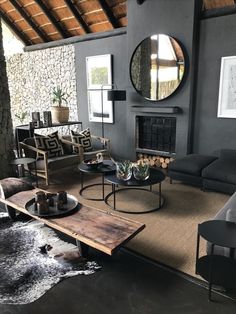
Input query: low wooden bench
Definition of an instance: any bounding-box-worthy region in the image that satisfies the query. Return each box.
[0,188,145,256]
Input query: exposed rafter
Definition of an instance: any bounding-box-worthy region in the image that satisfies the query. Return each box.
[201,4,236,19]
[9,0,49,42]
[0,0,127,46]
[97,0,120,29]
[0,11,31,46]
[64,0,91,34]
[34,0,70,38]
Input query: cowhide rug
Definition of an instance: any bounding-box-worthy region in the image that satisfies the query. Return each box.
[0,213,101,304]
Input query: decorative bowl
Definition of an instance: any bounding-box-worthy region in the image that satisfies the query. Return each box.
[83,159,103,169]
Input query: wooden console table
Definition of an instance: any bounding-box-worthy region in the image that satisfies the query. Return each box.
[0,189,145,256]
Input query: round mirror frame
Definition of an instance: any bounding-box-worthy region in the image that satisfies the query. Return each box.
[130,34,185,101]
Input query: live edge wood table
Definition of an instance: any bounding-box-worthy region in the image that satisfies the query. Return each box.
[0,189,145,257]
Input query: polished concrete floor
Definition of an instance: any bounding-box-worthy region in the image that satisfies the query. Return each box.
[0,247,235,314]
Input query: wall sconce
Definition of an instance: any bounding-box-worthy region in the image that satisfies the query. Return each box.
[101,85,126,141]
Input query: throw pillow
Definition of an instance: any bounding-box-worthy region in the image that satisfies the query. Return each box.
[71,128,92,152]
[35,131,63,158]
[225,208,236,258]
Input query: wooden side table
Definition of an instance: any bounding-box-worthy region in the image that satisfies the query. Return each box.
[10,157,38,187]
[196,220,236,301]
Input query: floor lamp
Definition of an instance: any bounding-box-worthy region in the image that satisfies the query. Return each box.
[100,84,126,140]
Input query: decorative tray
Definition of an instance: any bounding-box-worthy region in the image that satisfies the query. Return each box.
[25,193,80,218]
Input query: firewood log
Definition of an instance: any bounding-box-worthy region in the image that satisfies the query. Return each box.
[161,162,168,169]
[160,157,165,163]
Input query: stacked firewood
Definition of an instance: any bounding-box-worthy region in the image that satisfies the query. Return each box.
[137,153,175,169]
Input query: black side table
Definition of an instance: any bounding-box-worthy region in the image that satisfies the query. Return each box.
[78,160,116,201]
[196,220,236,301]
[10,157,38,187]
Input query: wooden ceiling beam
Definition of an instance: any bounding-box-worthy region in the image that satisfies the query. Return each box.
[97,0,119,29]
[64,0,91,33]
[201,4,236,19]
[8,0,49,42]
[0,11,31,45]
[34,0,69,38]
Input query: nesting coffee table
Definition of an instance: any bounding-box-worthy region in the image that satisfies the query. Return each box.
[78,160,116,201]
[105,168,166,214]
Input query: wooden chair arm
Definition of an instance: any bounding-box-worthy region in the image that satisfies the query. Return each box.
[19,142,48,156]
[91,135,110,148]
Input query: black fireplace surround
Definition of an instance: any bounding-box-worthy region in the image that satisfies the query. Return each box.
[136,116,176,154]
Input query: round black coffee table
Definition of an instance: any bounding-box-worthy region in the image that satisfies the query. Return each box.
[104,168,166,214]
[196,220,236,301]
[78,160,116,201]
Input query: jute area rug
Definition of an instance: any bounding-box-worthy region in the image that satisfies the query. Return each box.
[41,169,230,278]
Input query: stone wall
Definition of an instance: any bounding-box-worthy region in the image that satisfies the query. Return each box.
[6,44,78,131]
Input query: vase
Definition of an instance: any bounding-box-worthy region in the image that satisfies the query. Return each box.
[133,161,150,180]
[116,160,132,181]
[51,106,69,123]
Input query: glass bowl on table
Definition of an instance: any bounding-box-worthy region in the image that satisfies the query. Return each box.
[115,160,133,181]
[133,160,150,180]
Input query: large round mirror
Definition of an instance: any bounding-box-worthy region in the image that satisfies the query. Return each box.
[130,34,185,101]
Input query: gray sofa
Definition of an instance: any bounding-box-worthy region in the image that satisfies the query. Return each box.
[202,149,236,195]
[206,191,236,258]
[169,150,236,195]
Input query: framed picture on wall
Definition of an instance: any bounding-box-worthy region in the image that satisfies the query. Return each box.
[86,54,114,123]
[218,56,236,118]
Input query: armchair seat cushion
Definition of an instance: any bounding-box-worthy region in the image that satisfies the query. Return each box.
[34,154,80,171]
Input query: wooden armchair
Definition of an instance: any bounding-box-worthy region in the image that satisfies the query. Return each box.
[19,135,110,185]
[61,134,111,160]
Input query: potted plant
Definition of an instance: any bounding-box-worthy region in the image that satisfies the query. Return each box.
[51,86,69,123]
[14,111,28,124]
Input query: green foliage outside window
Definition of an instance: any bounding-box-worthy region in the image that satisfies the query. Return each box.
[91,67,108,85]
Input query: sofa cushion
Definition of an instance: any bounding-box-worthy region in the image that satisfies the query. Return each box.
[224,208,236,258]
[35,154,79,171]
[220,149,236,161]
[226,208,236,223]
[202,160,236,185]
[212,192,236,221]
[169,154,217,176]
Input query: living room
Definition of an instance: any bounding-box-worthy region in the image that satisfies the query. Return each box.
[0,0,236,313]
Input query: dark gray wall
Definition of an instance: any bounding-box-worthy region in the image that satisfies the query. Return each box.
[126,0,196,159]
[75,0,197,159]
[194,14,236,154]
[75,33,128,158]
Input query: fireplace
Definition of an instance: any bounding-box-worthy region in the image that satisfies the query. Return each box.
[136,116,176,155]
